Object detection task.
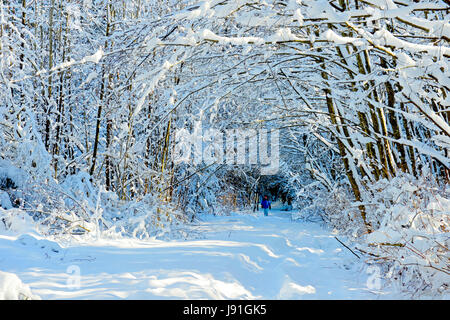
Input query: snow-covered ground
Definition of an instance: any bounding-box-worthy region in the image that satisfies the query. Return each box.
[0,208,398,299]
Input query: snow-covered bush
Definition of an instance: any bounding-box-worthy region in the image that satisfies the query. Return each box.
[106,193,191,240]
[359,172,449,298]
[0,167,192,241]
[304,171,449,298]
[290,180,361,227]
[0,271,40,300]
[0,208,37,235]
[0,161,27,190]
[0,160,28,209]
[320,186,365,237]
[0,191,12,210]
[291,166,449,298]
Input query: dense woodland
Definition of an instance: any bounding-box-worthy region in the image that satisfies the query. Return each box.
[0,0,449,297]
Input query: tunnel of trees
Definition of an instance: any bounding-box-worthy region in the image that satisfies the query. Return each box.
[0,0,449,295]
[1,0,449,227]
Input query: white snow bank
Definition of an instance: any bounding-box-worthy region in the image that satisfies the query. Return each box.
[277,275,316,299]
[0,211,376,299]
[0,271,40,300]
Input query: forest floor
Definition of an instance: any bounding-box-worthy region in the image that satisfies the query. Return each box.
[0,207,401,299]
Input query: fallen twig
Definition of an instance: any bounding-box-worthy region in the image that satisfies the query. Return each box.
[335,237,360,259]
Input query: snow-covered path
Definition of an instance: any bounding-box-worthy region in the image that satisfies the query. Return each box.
[0,209,382,299]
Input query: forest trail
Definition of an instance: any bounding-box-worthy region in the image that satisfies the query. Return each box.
[0,209,388,299]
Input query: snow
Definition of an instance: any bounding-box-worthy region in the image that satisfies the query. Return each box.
[0,270,40,300]
[82,72,98,86]
[0,209,389,299]
[0,191,12,210]
[323,29,365,46]
[266,28,301,43]
[200,29,264,45]
[0,208,37,235]
[0,160,27,189]
[373,29,450,57]
[357,174,450,298]
[1,0,448,301]
[81,49,104,64]
[294,9,304,26]
[278,278,316,298]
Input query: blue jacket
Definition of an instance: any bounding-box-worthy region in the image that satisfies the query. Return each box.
[261,199,271,209]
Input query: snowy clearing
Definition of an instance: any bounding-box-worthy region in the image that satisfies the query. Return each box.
[0,209,396,300]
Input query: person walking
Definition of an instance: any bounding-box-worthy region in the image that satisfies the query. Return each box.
[261,195,271,216]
